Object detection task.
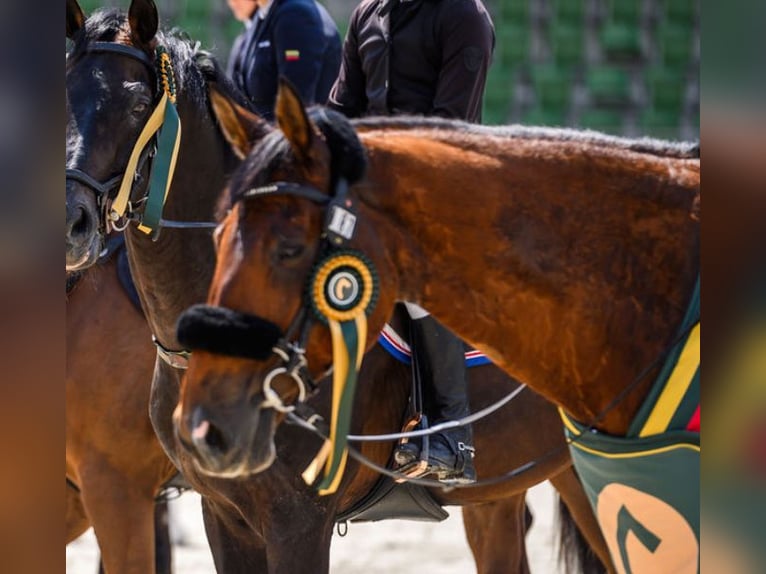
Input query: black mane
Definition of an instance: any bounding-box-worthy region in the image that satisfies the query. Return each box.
[66,7,208,105]
[353,115,700,159]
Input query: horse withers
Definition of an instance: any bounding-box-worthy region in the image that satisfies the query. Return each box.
[177,81,699,573]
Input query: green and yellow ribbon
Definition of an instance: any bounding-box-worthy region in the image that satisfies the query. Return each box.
[301,251,378,494]
[110,46,181,239]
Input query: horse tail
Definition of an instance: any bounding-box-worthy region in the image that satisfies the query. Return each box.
[556,495,606,574]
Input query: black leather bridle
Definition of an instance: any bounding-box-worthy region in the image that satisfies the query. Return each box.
[66,42,159,234]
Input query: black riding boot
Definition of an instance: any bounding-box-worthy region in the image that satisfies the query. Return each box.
[396,315,476,483]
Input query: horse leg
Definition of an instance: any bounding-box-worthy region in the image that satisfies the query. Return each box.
[66,483,90,543]
[78,467,156,574]
[462,494,531,574]
[154,501,172,574]
[549,467,615,574]
[201,496,269,573]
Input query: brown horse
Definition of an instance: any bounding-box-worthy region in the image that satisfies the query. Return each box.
[66,237,177,573]
[175,82,699,572]
[65,2,611,571]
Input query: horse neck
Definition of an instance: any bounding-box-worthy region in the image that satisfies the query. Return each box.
[358,133,700,434]
[126,90,233,349]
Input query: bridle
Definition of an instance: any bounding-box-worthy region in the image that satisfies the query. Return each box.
[177,171,383,493]
[66,41,216,240]
[67,39,217,369]
[67,42,165,234]
[228,178,365,414]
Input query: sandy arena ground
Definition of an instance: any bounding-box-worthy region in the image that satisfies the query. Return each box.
[67,481,565,573]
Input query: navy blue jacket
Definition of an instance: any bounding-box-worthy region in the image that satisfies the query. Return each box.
[227,0,342,121]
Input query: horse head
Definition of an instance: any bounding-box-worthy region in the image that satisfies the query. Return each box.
[174,80,399,478]
[66,0,161,270]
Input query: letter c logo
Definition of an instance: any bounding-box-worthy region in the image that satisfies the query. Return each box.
[597,483,698,574]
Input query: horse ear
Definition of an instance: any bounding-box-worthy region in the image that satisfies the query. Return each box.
[209,85,272,160]
[66,0,85,39]
[128,0,159,47]
[275,77,315,162]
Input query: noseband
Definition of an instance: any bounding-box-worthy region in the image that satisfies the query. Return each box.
[66,41,181,239]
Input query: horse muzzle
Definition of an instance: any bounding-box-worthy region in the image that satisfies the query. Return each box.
[173,401,277,478]
[65,190,102,271]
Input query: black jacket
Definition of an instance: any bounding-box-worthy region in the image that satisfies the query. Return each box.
[328,0,495,122]
[227,0,342,121]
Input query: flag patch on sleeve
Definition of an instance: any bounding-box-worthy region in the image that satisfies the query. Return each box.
[285,50,300,61]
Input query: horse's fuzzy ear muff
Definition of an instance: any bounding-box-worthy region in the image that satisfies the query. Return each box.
[128,0,159,47]
[66,0,85,39]
[209,85,272,160]
[276,77,315,162]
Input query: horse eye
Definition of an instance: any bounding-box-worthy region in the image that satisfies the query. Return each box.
[132,102,149,116]
[277,242,304,262]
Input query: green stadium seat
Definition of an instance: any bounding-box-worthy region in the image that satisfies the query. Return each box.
[497,25,530,70]
[645,66,686,112]
[522,106,567,127]
[484,69,512,98]
[482,71,513,124]
[661,0,697,23]
[482,102,511,125]
[600,22,643,61]
[658,23,695,69]
[552,0,585,24]
[608,0,642,24]
[530,65,572,111]
[689,112,700,130]
[639,108,682,140]
[586,66,631,105]
[578,109,624,135]
[687,113,700,138]
[501,0,529,25]
[551,23,584,69]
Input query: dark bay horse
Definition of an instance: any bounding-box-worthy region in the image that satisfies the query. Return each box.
[65,1,611,571]
[66,238,177,573]
[176,82,699,573]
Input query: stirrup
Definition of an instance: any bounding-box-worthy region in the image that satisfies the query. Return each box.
[392,414,431,482]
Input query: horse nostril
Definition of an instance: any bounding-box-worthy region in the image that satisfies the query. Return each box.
[190,410,229,457]
[68,205,93,239]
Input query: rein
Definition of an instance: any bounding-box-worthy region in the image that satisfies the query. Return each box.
[287,316,699,491]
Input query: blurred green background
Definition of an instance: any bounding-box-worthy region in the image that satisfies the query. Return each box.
[76,0,699,140]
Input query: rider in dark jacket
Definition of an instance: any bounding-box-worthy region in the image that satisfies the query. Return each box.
[328,0,494,121]
[227,0,342,121]
[328,0,495,483]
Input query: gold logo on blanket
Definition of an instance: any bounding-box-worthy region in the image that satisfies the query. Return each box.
[597,483,698,574]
